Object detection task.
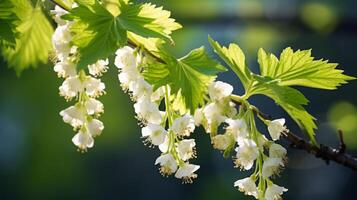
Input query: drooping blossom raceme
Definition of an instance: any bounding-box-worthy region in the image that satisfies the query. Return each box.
[265,183,288,200]
[268,118,287,141]
[234,177,259,199]
[197,79,289,198]
[115,46,200,183]
[52,6,107,152]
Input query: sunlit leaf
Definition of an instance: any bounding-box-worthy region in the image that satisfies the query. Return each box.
[143,47,226,111]
[118,2,182,44]
[1,0,53,75]
[209,36,252,90]
[258,47,355,90]
[251,79,317,144]
[63,0,127,68]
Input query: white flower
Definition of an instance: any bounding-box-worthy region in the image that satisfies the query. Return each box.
[151,86,165,102]
[177,139,196,161]
[262,157,284,178]
[268,118,286,141]
[159,135,170,153]
[208,81,233,101]
[141,124,167,146]
[86,119,104,137]
[60,106,85,128]
[203,102,227,133]
[59,76,83,100]
[225,118,249,142]
[234,139,259,170]
[85,98,104,115]
[174,163,200,183]
[72,130,94,151]
[88,59,109,77]
[155,154,178,176]
[193,108,205,126]
[134,97,162,124]
[269,143,287,158]
[212,134,233,151]
[84,77,105,97]
[54,58,76,78]
[171,114,195,136]
[129,77,153,99]
[118,70,140,90]
[234,177,258,199]
[265,183,288,200]
[115,46,138,71]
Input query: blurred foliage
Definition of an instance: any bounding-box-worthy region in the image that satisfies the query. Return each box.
[328,102,357,149]
[300,2,339,34]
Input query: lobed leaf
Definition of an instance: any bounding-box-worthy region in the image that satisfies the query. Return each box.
[258,47,355,90]
[63,0,127,68]
[251,78,317,144]
[143,47,226,112]
[209,36,252,90]
[1,0,53,75]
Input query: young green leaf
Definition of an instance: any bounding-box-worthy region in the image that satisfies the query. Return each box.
[118,3,182,44]
[63,0,127,68]
[143,47,226,112]
[251,78,317,144]
[65,0,181,69]
[208,36,252,90]
[1,0,53,75]
[258,47,355,90]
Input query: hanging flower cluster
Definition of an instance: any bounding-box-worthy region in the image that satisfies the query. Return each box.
[194,81,288,199]
[51,6,107,152]
[115,46,200,183]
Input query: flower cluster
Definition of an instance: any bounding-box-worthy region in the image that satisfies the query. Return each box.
[195,80,288,199]
[115,46,200,183]
[52,6,107,152]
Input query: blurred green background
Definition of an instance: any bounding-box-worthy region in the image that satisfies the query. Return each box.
[1,0,357,199]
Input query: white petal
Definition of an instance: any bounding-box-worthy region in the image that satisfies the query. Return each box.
[87,119,104,137]
[174,163,200,179]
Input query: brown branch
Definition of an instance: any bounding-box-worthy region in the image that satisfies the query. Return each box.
[250,103,357,171]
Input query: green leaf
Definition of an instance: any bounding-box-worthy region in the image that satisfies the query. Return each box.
[251,78,317,144]
[64,0,127,68]
[65,0,181,69]
[0,0,19,47]
[209,36,252,90]
[1,0,53,75]
[118,2,182,44]
[143,47,226,112]
[258,47,355,90]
